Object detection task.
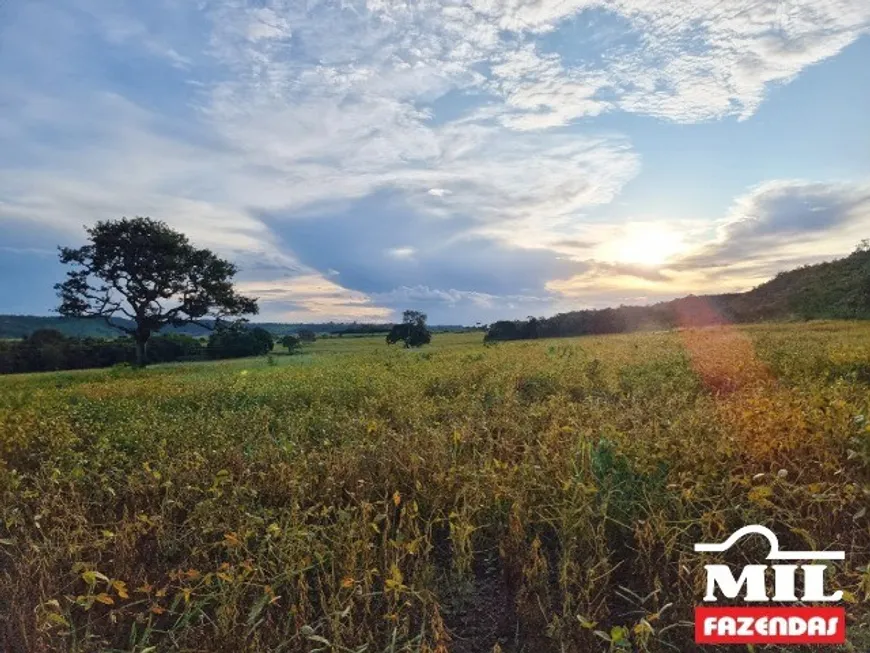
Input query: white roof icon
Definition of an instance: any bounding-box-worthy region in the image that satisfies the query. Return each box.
[694,525,844,560]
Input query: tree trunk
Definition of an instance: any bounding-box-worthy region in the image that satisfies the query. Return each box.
[134,336,149,368]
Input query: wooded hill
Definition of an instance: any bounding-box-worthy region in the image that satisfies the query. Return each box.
[485,246,870,341]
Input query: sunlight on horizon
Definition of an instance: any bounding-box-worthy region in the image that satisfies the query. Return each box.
[608,225,687,266]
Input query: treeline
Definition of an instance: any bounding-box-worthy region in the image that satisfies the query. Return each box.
[0,316,471,340]
[336,324,391,336]
[485,297,726,342]
[0,325,280,374]
[485,246,870,342]
[0,330,203,374]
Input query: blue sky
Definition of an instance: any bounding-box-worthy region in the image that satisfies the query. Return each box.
[1,0,869,324]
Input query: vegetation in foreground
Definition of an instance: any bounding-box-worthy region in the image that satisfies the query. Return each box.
[1,325,869,652]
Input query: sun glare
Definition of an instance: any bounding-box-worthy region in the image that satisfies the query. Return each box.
[613,225,685,266]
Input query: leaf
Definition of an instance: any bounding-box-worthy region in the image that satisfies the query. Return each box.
[633,619,654,636]
[384,564,404,595]
[94,593,114,605]
[576,615,597,629]
[610,625,628,643]
[247,591,271,625]
[74,595,92,609]
[45,613,70,627]
[748,485,773,504]
[112,580,129,599]
[81,570,109,587]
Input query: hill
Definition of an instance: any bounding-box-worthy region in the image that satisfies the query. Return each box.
[486,246,870,341]
[709,246,870,321]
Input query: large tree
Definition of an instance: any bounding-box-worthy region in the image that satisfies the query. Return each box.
[386,310,432,348]
[56,217,258,366]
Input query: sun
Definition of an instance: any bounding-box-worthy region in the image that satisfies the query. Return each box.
[613,225,685,266]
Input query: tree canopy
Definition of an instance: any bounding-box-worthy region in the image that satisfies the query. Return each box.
[206,323,273,359]
[386,310,432,348]
[56,217,257,365]
[297,329,317,342]
[280,334,301,353]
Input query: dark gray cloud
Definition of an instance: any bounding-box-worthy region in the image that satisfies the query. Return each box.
[231,250,303,280]
[550,238,597,249]
[586,260,672,282]
[263,191,590,299]
[675,180,870,270]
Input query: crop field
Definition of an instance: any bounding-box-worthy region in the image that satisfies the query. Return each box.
[1,323,869,652]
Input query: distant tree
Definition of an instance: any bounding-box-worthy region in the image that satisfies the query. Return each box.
[144,334,203,363]
[26,329,67,347]
[280,334,301,353]
[250,327,274,354]
[297,329,317,343]
[484,320,522,343]
[522,316,541,339]
[386,310,432,348]
[206,322,272,359]
[22,329,69,371]
[56,217,257,367]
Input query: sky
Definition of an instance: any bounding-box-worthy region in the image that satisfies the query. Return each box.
[1,0,869,325]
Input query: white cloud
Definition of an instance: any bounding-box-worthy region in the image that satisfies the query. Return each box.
[386,246,417,259]
[609,0,870,121]
[489,44,611,129]
[678,179,870,269]
[235,274,392,321]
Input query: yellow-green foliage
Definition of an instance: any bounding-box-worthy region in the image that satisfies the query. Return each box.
[1,324,869,652]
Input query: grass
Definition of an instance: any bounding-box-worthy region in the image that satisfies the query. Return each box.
[1,323,869,652]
